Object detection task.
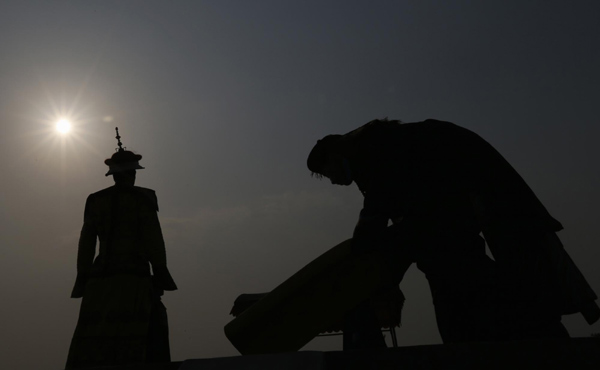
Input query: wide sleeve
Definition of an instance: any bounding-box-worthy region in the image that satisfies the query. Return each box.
[352,196,391,253]
[352,151,411,253]
[71,195,98,298]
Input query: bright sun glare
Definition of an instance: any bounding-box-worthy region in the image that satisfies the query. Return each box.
[26,88,102,172]
[56,119,71,134]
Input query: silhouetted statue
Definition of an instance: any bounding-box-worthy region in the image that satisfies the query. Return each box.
[66,128,177,369]
[308,118,600,348]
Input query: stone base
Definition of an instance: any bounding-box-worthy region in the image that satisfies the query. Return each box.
[77,338,600,370]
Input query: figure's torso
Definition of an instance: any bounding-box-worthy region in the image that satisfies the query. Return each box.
[86,185,158,276]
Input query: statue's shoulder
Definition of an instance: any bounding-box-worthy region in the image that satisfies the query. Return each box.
[133,186,159,211]
[420,118,460,128]
[87,186,116,201]
[82,187,115,219]
[422,118,449,124]
[86,186,159,211]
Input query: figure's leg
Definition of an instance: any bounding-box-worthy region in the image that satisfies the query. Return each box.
[341,225,411,351]
[343,300,387,350]
[425,252,500,343]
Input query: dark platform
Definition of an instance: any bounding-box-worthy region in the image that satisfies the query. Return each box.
[76,337,600,369]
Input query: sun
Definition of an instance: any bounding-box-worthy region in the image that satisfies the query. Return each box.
[56,119,71,134]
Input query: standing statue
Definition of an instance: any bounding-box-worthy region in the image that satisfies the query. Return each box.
[66,128,177,368]
[307,118,599,348]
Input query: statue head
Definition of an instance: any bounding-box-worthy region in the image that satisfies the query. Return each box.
[104,128,144,183]
[307,134,353,186]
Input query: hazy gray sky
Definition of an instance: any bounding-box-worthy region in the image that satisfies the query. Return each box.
[1,1,599,368]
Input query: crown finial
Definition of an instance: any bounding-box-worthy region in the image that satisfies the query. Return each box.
[115,127,125,152]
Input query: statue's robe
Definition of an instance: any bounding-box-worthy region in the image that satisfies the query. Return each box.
[341,119,598,342]
[66,185,177,369]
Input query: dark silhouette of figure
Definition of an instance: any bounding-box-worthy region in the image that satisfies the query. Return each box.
[66,129,177,369]
[308,118,599,349]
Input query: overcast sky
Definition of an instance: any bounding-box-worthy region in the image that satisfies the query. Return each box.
[1,1,599,368]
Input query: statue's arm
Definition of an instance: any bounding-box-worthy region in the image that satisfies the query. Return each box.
[140,192,178,291]
[71,196,98,298]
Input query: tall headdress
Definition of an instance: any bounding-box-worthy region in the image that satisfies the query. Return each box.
[104,127,145,176]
